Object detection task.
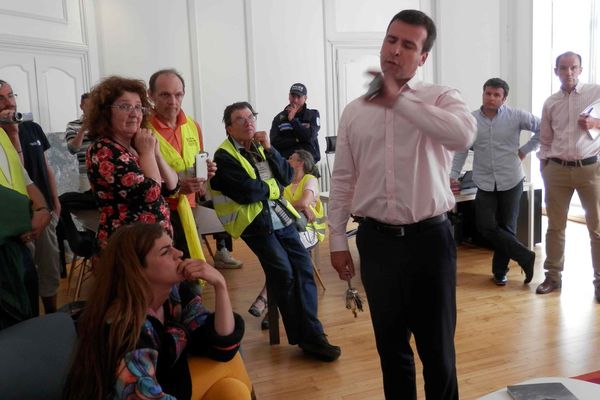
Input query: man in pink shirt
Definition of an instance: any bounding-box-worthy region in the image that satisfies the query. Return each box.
[536,52,600,299]
[328,10,476,400]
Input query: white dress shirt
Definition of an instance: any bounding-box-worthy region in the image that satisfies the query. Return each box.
[538,81,600,160]
[328,76,476,252]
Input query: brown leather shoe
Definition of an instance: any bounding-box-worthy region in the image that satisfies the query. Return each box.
[536,277,561,294]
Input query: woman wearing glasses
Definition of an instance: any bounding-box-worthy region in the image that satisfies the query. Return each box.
[85,76,179,248]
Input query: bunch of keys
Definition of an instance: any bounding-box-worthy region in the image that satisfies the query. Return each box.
[345,279,364,318]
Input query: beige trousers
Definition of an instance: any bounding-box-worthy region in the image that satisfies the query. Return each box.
[541,160,600,286]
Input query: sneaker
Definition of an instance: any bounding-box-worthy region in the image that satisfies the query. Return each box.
[213,248,243,269]
[299,334,341,362]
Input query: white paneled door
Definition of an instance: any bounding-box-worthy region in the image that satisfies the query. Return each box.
[0,50,85,133]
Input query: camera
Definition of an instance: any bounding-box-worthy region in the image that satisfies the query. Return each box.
[0,112,33,124]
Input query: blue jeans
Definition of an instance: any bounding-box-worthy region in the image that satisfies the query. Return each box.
[242,225,323,344]
[475,179,531,275]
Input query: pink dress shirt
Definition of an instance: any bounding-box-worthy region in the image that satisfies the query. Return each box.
[328,77,476,252]
[538,81,600,161]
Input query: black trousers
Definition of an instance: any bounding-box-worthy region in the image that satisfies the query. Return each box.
[474,180,530,275]
[356,218,458,400]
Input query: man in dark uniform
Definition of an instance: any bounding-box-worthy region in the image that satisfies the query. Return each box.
[270,83,321,162]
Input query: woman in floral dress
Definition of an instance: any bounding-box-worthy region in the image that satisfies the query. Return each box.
[84,76,179,248]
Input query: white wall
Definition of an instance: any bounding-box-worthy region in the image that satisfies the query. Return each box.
[93,0,535,155]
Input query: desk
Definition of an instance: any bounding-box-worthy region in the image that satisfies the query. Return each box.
[479,377,600,399]
[321,184,538,250]
[455,182,537,250]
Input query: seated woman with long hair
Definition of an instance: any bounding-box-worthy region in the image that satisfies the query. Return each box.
[63,223,250,400]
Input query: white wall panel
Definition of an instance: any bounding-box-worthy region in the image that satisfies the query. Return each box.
[248,0,328,150]
[0,0,86,45]
[190,0,249,154]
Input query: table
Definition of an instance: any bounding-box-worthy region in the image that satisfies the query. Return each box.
[321,183,537,250]
[479,377,600,399]
[455,182,535,250]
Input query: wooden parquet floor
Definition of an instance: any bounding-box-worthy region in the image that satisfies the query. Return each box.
[60,217,600,399]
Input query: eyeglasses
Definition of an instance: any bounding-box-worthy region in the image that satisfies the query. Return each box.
[0,93,17,102]
[111,104,148,114]
[232,114,257,126]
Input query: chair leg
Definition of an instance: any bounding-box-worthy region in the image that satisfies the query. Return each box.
[265,282,280,345]
[74,258,90,301]
[202,234,216,261]
[66,255,80,296]
[312,263,327,291]
[310,245,326,291]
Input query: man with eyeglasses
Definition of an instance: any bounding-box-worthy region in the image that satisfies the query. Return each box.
[537,51,600,301]
[270,83,321,162]
[0,80,62,314]
[148,69,243,269]
[209,101,341,362]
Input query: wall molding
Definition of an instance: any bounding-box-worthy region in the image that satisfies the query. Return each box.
[186,0,203,125]
[0,0,69,25]
[0,35,88,55]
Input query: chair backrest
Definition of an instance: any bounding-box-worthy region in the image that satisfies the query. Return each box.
[325,136,336,154]
[58,192,98,258]
[0,313,76,400]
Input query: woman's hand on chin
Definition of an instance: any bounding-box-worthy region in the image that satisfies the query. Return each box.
[177,258,227,288]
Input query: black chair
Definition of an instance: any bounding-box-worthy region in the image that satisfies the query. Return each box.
[58,192,98,300]
[0,313,76,400]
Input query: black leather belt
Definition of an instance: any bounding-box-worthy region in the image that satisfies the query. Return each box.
[358,214,447,237]
[549,156,598,167]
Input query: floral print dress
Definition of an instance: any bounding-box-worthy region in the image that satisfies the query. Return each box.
[86,137,176,247]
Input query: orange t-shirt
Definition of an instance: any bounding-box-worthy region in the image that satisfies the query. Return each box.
[150,110,204,210]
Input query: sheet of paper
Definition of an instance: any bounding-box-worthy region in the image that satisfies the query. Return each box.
[582,101,600,139]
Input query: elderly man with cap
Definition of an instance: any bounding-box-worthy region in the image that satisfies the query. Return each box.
[270,83,321,162]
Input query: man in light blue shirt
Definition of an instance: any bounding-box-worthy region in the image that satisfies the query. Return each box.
[451,78,540,285]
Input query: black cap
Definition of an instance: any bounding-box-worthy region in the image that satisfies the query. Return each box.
[289,83,307,96]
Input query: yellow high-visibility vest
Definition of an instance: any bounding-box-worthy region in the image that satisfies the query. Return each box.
[209,139,299,239]
[283,173,326,243]
[152,117,205,260]
[0,128,28,196]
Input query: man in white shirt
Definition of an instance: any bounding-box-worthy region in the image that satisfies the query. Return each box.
[536,51,600,300]
[328,9,476,400]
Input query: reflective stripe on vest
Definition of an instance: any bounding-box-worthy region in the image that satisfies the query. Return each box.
[210,139,300,238]
[283,173,326,242]
[0,128,28,196]
[152,117,205,260]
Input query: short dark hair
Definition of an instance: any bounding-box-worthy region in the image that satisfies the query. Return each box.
[222,101,257,128]
[80,92,90,102]
[483,78,509,98]
[148,69,186,93]
[387,9,437,53]
[555,51,582,68]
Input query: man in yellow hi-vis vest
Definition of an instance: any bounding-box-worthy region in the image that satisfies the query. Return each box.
[209,101,340,362]
[1,127,51,329]
[148,69,242,268]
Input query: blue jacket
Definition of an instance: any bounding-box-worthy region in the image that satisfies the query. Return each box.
[210,139,294,236]
[270,105,321,162]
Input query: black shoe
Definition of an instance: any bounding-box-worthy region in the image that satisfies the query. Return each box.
[260,314,269,330]
[520,251,535,284]
[492,274,507,286]
[299,334,341,362]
